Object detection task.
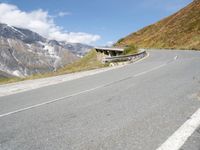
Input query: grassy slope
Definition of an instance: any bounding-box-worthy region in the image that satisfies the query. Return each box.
[56,50,106,74]
[123,44,138,55]
[0,50,106,84]
[0,70,21,84]
[116,0,200,50]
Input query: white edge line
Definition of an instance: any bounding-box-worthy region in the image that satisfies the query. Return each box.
[156,108,200,150]
[0,85,103,118]
[134,63,166,77]
[0,57,169,119]
[0,52,149,98]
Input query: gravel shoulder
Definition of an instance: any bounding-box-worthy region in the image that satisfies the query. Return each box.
[0,65,124,97]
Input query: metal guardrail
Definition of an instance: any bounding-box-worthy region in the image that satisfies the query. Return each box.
[103,51,147,63]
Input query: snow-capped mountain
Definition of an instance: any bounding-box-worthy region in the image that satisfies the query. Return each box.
[0,23,92,78]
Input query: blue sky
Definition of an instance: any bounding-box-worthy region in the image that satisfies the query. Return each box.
[0,0,192,46]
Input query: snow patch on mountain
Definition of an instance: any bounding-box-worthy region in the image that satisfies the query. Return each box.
[44,44,58,58]
[7,24,26,37]
[0,23,85,78]
[0,23,94,78]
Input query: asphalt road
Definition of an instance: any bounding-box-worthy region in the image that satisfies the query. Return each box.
[181,126,200,150]
[0,50,200,150]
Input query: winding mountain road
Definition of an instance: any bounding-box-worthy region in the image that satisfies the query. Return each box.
[0,50,200,150]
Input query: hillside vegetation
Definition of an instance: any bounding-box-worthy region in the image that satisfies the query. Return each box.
[57,50,106,74]
[0,50,106,84]
[116,0,200,50]
[123,44,138,55]
[27,50,106,79]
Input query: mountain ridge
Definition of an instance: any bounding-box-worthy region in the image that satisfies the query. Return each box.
[0,23,93,78]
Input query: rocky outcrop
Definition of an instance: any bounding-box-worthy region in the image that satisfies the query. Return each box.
[62,42,93,56]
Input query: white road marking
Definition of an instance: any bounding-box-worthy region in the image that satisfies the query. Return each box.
[0,55,177,118]
[156,108,200,150]
[134,55,178,77]
[0,85,103,118]
[0,53,150,98]
[134,63,167,77]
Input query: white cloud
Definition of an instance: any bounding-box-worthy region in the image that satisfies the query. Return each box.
[0,3,101,44]
[106,41,114,46]
[58,11,71,17]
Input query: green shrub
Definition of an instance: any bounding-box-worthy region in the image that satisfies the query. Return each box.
[123,44,138,55]
[117,38,124,43]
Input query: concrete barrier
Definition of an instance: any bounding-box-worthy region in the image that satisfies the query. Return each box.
[103,51,147,63]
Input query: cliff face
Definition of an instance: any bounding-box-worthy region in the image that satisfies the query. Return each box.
[0,23,79,77]
[116,0,200,50]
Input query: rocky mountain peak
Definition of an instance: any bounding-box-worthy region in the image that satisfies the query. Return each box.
[0,23,93,78]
